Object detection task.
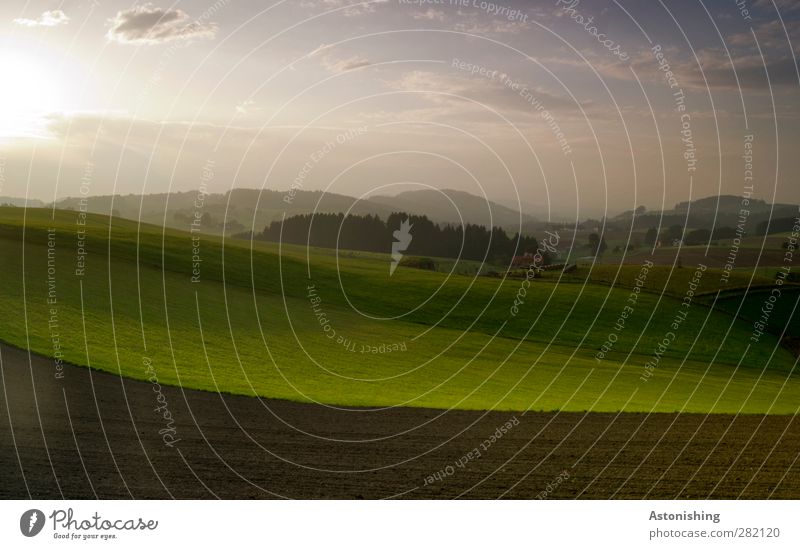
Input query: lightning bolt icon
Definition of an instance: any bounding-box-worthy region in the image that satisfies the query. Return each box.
[390,218,413,276]
[28,511,38,533]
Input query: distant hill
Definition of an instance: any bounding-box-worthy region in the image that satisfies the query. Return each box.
[51,189,389,234]
[368,189,533,229]
[0,196,44,207]
[600,194,799,232]
[670,195,798,231]
[674,194,795,215]
[51,188,530,234]
[46,190,798,235]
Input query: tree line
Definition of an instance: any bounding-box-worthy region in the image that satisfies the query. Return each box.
[244,212,541,263]
[644,225,744,247]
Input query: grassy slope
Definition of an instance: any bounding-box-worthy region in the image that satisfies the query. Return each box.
[709,287,800,339]
[0,206,797,413]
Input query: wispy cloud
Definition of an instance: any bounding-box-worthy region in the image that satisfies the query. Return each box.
[728,19,800,53]
[307,0,389,18]
[322,55,372,73]
[293,43,371,72]
[547,41,799,92]
[386,69,583,116]
[235,100,261,116]
[452,9,531,35]
[753,0,800,13]
[411,8,446,22]
[309,43,333,57]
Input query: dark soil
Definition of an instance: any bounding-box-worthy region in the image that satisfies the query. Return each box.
[1,343,798,499]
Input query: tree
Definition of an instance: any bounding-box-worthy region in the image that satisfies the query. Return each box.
[684,228,711,246]
[667,225,684,244]
[756,217,797,236]
[200,211,214,228]
[588,233,607,256]
[250,211,538,264]
[644,227,659,246]
[712,226,736,240]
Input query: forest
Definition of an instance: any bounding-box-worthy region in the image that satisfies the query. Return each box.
[244,212,541,264]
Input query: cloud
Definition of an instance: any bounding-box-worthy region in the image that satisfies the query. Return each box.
[297,44,370,72]
[45,113,258,150]
[235,100,261,116]
[695,51,799,90]
[412,8,446,21]
[321,55,372,73]
[13,10,69,27]
[547,42,800,92]
[753,0,800,12]
[452,9,531,35]
[309,43,333,57]
[106,5,217,45]
[728,19,800,53]
[386,69,583,116]
[307,0,389,17]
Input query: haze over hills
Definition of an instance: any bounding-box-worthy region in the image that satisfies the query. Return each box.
[672,195,797,214]
[3,188,794,238]
[0,196,43,207]
[609,194,800,233]
[51,189,391,234]
[672,195,800,230]
[368,188,534,228]
[50,187,533,234]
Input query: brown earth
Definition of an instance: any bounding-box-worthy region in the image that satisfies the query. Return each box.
[1,343,798,499]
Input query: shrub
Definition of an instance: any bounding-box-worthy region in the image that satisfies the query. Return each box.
[399,256,436,271]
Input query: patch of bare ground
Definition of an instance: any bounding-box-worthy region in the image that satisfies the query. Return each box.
[1,343,797,499]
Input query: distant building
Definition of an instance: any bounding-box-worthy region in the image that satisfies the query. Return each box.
[511,252,535,267]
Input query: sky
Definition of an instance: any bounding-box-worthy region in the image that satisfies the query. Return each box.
[0,0,798,219]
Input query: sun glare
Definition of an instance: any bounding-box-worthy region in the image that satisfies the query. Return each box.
[0,51,60,139]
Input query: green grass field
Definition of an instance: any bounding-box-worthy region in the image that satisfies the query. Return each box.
[0,206,797,413]
[533,263,779,297]
[709,287,800,339]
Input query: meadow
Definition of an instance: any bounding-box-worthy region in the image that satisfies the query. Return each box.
[0,206,797,413]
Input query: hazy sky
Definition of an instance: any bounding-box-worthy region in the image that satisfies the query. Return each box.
[0,0,798,219]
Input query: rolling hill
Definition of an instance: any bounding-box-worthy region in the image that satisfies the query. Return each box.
[0,206,797,413]
[368,188,534,229]
[50,187,533,236]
